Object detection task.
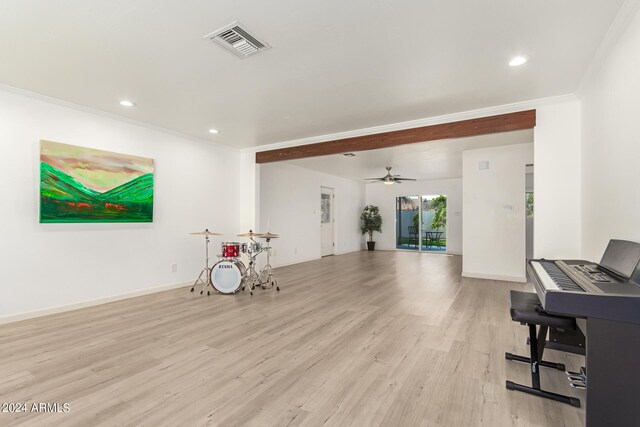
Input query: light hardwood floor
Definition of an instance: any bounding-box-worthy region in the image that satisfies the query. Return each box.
[0,251,585,426]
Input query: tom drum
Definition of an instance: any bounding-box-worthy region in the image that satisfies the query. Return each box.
[221,242,241,258]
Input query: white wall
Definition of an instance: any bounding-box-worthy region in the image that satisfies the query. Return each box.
[0,88,243,321]
[462,143,533,282]
[534,100,582,259]
[580,7,640,261]
[239,150,259,231]
[258,162,365,267]
[364,179,462,254]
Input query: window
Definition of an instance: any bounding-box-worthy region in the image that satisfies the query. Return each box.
[321,193,331,223]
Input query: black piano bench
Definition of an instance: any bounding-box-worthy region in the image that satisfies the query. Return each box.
[505,290,581,408]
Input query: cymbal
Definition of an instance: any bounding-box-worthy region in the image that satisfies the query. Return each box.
[258,232,279,239]
[190,229,222,236]
[237,230,264,238]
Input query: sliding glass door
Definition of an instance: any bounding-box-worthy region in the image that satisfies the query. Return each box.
[421,195,447,252]
[396,196,420,250]
[396,195,447,252]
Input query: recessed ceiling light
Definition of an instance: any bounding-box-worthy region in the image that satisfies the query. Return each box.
[509,56,527,67]
[208,128,219,134]
[119,100,135,107]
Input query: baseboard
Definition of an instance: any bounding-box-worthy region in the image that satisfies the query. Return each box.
[271,248,364,269]
[335,248,365,256]
[271,255,321,269]
[0,280,190,326]
[446,251,462,256]
[461,271,526,283]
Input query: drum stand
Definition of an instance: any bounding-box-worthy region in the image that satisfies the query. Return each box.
[190,234,214,296]
[242,238,261,295]
[255,238,280,292]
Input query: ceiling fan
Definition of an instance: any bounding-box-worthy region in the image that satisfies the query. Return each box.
[365,166,416,185]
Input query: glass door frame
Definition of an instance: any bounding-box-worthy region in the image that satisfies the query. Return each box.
[395,194,447,253]
[396,195,422,251]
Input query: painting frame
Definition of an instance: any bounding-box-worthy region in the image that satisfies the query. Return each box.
[39,140,155,223]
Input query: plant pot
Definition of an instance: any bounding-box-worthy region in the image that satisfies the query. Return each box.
[367,241,376,251]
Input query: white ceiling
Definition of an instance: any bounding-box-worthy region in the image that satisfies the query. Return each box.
[0,1,623,148]
[288,130,533,181]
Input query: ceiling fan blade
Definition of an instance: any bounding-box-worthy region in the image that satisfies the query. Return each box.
[363,167,415,183]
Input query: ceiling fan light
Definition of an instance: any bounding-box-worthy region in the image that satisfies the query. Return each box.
[509,56,527,67]
[365,166,413,185]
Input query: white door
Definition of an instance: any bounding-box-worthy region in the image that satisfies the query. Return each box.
[321,187,335,256]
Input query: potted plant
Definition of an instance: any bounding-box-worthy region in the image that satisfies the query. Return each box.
[360,205,382,251]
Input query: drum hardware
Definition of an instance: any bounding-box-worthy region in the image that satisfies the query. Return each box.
[235,230,279,295]
[243,251,261,295]
[190,229,281,297]
[238,230,265,295]
[189,229,222,296]
[253,232,280,293]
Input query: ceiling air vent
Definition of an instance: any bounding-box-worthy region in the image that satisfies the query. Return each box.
[204,22,271,59]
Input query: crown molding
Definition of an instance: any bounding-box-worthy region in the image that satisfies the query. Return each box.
[577,0,640,96]
[247,94,577,154]
[0,81,580,157]
[0,83,236,151]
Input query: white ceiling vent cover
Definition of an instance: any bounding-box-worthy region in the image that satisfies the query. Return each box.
[204,22,271,59]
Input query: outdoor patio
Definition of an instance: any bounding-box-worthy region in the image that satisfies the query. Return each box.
[397,243,447,252]
[397,236,447,252]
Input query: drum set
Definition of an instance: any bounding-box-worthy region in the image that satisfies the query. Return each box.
[189,229,279,296]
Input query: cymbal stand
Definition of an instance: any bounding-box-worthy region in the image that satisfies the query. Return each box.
[256,237,279,292]
[190,234,214,296]
[243,238,261,295]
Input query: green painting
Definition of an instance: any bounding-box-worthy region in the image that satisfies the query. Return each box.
[40,140,154,223]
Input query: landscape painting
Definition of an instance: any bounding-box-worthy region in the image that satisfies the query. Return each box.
[40,140,154,223]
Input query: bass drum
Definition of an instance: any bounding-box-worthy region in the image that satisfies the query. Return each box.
[211,260,247,294]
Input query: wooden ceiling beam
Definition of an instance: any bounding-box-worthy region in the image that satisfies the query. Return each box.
[255,109,536,164]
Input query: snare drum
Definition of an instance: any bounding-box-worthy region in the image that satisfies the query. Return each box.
[221,242,241,258]
[248,242,264,253]
[211,259,247,294]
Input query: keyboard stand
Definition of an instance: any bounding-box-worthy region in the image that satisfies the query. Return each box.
[546,327,586,355]
[505,291,581,407]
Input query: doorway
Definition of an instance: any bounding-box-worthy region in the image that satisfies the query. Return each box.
[396,196,420,250]
[321,187,335,256]
[396,194,447,252]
